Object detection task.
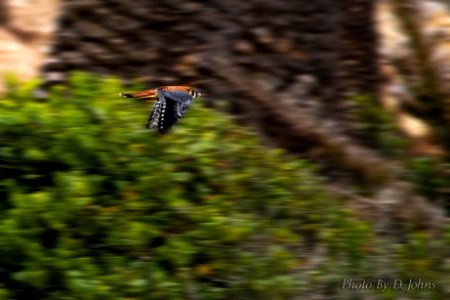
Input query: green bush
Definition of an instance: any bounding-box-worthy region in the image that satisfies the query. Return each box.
[351,95,407,157]
[0,73,448,299]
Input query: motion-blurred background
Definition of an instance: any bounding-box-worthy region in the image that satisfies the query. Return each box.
[0,0,449,299]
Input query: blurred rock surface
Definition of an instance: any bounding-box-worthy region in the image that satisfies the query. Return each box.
[0,0,61,93]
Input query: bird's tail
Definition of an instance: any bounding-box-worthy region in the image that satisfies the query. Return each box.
[119,89,158,102]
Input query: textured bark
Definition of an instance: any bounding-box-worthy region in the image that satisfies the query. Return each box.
[337,0,380,98]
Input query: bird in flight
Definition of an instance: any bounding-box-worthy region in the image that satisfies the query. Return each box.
[120,86,202,134]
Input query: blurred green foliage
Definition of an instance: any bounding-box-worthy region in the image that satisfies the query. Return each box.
[406,157,449,209]
[0,73,448,299]
[351,95,407,157]
[351,95,449,213]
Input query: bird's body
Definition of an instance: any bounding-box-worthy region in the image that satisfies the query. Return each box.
[120,86,202,133]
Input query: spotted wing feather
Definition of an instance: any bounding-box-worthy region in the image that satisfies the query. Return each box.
[146,97,165,129]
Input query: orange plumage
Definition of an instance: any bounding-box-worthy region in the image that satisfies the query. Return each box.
[120,86,197,103]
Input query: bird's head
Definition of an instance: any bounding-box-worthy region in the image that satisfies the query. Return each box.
[191,89,204,99]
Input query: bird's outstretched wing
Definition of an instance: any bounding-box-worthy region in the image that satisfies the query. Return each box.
[147,89,193,133]
[147,96,165,130]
